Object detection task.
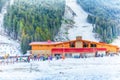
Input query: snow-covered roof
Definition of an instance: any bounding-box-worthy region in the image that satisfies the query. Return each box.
[29,41,62,45]
[29,39,119,48]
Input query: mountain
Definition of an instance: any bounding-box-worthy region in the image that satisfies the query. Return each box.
[3,0,65,54]
[1,0,120,54]
[77,0,120,20]
[55,0,100,42]
[77,0,120,43]
[55,0,120,43]
[0,0,21,56]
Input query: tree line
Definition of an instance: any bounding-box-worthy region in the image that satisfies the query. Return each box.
[87,15,119,43]
[4,0,65,54]
[77,0,120,43]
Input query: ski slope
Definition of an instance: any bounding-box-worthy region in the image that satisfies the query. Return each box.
[0,56,120,80]
[0,0,21,56]
[66,0,99,41]
[54,0,99,42]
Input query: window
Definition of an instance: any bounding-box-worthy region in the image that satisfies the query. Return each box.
[70,42,75,47]
[83,42,88,47]
[90,44,96,47]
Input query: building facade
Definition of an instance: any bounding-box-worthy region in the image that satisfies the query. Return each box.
[29,36,119,57]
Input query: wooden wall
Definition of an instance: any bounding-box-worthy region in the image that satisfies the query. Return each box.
[31,50,51,55]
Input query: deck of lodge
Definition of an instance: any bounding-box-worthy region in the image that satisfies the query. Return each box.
[29,36,119,58]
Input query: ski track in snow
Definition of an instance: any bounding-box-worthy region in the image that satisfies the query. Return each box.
[0,0,21,56]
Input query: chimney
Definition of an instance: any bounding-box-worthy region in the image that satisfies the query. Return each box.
[47,40,51,43]
[76,36,82,41]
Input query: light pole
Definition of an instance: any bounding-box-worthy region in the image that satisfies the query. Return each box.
[62,42,65,60]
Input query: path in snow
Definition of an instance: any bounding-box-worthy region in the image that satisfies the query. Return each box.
[0,0,21,56]
[66,0,99,41]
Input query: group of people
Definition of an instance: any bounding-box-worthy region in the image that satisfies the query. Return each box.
[16,54,54,63]
[29,54,53,62]
[0,53,66,65]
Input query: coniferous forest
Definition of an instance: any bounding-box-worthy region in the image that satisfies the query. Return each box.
[4,0,65,54]
[87,15,118,43]
[2,0,120,54]
[77,0,120,43]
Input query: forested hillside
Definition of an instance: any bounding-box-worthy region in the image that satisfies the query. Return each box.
[0,0,7,11]
[4,0,65,54]
[87,15,118,43]
[77,0,120,43]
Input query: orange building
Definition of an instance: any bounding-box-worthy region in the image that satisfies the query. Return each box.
[29,36,119,57]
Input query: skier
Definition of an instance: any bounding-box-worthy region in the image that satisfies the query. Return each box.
[27,56,30,63]
[15,55,18,62]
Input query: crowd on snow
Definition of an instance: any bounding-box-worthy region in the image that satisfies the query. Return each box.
[0,52,118,65]
[0,54,64,65]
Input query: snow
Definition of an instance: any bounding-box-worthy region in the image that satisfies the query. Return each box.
[0,0,21,56]
[0,1,120,80]
[54,6,74,41]
[100,0,120,9]
[66,0,99,41]
[10,0,14,5]
[54,0,100,42]
[0,56,120,80]
[111,37,120,47]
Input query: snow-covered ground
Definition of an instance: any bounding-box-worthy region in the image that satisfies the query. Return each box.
[0,0,21,56]
[0,56,120,80]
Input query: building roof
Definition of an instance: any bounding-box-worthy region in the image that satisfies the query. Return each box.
[29,39,119,48]
[29,41,63,46]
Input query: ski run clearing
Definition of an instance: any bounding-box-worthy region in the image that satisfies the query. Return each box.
[0,56,120,80]
[66,0,99,41]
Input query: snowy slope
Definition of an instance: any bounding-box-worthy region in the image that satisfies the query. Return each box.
[55,0,120,47]
[55,0,100,42]
[66,0,99,41]
[67,0,120,47]
[0,56,120,80]
[0,0,21,56]
[55,0,99,42]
